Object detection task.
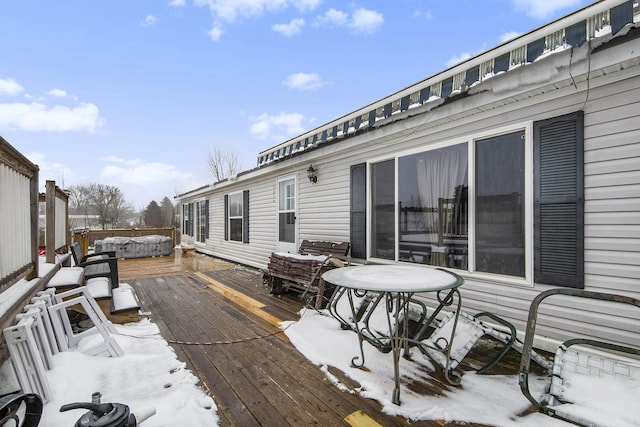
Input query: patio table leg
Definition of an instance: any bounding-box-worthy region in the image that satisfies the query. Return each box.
[348,289,366,368]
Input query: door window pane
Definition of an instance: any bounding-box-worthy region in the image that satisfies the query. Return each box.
[279,212,295,243]
[371,160,395,260]
[476,131,525,277]
[398,143,468,267]
[279,180,295,211]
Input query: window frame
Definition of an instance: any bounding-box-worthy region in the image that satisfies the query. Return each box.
[182,202,194,237]
[227,191,244,243]
[366,122,534,286]
[195,199,208,244]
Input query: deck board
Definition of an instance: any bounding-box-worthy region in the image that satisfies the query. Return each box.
[122,252,533,426]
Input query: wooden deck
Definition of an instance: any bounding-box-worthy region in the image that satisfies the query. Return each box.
[118,251,539,427]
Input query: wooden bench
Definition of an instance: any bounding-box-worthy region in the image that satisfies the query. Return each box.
[267,240,350,308]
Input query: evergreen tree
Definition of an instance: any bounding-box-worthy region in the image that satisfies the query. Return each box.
[143,200,163,227]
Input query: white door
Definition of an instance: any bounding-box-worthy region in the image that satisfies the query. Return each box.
[277,176,297,253]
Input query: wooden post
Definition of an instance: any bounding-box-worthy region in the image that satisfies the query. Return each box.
[29,169,40,280]
[45,180,56,264]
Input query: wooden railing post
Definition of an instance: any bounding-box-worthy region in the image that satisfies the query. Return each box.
[45,180,55,264]
[29,166,39,280]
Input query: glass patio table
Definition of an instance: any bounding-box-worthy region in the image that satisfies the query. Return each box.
[323,264,464,405]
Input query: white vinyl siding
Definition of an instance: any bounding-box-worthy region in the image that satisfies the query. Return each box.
[177,38,640,351]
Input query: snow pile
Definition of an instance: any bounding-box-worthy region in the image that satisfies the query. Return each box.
[39,319,217,426]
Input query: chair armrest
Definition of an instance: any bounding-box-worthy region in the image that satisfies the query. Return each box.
[78,257,118,268]
[80,250,117,263]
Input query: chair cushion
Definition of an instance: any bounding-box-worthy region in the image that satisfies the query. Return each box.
[47,267,84,289]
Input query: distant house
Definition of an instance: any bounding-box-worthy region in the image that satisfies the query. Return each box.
[177,0,640,352]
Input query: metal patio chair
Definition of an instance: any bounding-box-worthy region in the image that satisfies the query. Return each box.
[519,288,640,427]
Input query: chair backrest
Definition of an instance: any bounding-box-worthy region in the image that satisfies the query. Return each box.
[70,242,83,265]
[299,240,350,257]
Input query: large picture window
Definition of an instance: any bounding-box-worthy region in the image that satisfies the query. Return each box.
[370,129,525,279]
[356,113,583,286]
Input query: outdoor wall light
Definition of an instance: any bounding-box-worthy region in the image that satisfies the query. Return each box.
[307,165,318,184]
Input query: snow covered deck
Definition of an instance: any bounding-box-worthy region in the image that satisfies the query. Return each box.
[115,254,570,426]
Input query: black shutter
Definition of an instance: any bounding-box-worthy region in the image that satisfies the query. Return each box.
[224,195,229,241]
[534,111,584,288]
[188,202,194,236]
[350,163,367,259]
[205,199,209,240]
[243,190,249,243]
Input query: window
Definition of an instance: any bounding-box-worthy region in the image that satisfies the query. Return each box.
[182,202,193,236]
[397,144,468,267]
[224,190,249,243]
[476,131,525,277]
[228,193,243,242]
[195,199,208,243]
[371,160,395,260]
[370,133,522,277]
[355,112,584,286]
[278,179,295,244]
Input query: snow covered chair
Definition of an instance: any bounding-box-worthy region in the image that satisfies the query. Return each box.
[3,316,53,402]
[416,310,552,377]
[47,286,122,357]
[519,288,640,427]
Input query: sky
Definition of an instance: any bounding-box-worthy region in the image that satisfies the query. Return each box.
[0,0,595,209]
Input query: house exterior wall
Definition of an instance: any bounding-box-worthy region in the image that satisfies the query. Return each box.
[179,30,640,351]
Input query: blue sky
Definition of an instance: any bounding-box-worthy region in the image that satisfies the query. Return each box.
[0,0,593,209]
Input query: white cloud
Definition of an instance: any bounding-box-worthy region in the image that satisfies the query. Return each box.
[315,8,348,27]
[315,8,383,34]
[511,0,583,19]
[141,14,159,27]
[0,102,104,132]
[208,26,223,41]
[499,31,521,43]
[282,72,325,91]
[0,78,24,96]
[195,0,320,23]
[349,8,383,34]
[272,18,305,36]
[48,89,67,98]
[193,0,322,41]
[249,112,307,141]
[101,160,192,186]
[412,9,432,20]
[102,155,126,163]
[168,0,185,6]
[446,52,472,68]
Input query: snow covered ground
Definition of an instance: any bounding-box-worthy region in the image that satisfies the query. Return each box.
[1,319,218,427]
[3,294,637,426]
[284,308,640,427]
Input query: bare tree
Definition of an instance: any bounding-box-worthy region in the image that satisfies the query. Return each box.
[106,185,129,227]
[206,146,241,181]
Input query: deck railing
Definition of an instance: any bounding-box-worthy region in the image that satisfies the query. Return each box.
[0,136,39,292]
